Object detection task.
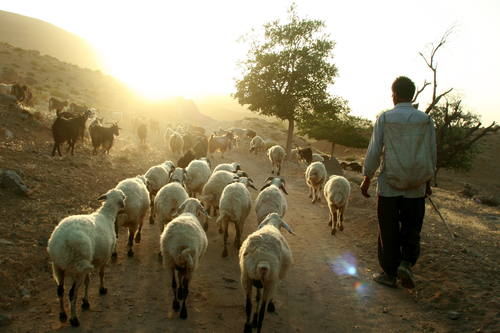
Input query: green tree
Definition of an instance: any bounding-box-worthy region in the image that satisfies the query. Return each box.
[414,29,499,185]
[234,4,338,156]
[296,97,371,156]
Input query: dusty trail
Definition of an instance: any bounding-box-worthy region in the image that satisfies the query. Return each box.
[8,145,449,333]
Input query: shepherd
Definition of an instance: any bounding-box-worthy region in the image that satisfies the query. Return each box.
[361,76,437,289]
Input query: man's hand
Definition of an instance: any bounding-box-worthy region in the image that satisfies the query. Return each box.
[360,176,371,198]
[425,181,432,197]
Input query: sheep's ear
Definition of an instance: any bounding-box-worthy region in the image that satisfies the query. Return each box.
[259,181,271,192]
[97,194,107,201]
[248,183,258,191]
[280,183,289,195]
[281,221,295,235]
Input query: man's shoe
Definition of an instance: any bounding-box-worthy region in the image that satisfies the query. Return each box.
[397,261,416,289]
[372,272,397,288]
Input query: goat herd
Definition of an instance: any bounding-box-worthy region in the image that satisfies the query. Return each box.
[44,98,353,332]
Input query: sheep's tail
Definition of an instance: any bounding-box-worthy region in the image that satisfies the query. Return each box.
[256,261,271,280]
[333,191,345,206]
[177,247,194,271]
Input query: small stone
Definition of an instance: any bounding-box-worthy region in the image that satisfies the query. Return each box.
[20,288,30,297]
[382,307,388,313]
[448,311,460,320]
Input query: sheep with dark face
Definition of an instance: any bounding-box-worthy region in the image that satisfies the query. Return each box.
[51,110,92,156]
[89,123,120,154]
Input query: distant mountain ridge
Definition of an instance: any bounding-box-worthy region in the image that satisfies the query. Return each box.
[0,10,102,70]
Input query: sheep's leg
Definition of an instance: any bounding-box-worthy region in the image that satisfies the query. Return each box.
[234,222,241,249]
[135,221,143,243]
[170,268,180,312]
[127,225,137,257]
[112,220,118,260]
[222,216,229,258]
[308,184,313,199]
[267,299,275,312]
[180,276,189,319]
[149,200,155,224]
[51,143,58,157]
[315,185,321,203]
[257,286,275,333]
[68,279,82,327]
[277,162,281,176]
[54,266,67,322]
[243,277,253,333]
[339,207,345,231]
[253,287,261,327]
[332,210,338,235]
[98,266,107,295]
[328,203,333,226]
[81,274,90,310]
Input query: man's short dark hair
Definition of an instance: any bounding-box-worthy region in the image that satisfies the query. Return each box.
[392,76,416,101]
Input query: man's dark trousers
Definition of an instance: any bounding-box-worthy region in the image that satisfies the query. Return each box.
[377,196,425,276]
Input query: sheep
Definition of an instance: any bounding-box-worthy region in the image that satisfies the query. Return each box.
[267,145,286,176]
[239,212,294,333]
[144,165,171,224]
[213,162,241,174]
[170,132,184,154]
[89,123,120,154]
[295,147,313,164]
[208,132,234,158]
[160,198,208,319]
[255,177,288,223]
[177,150,196,168]
[169,167,187,185]
[311,153,324,163]
[47,189,126,327]
[154,182,189,229]
[137,123,147,144]
[217,177,257,257]
[114,176,150,257]
[323,175,351,235]
[249,136,265,154]
[200,170,240,222]
[164,127,174,148]
[51,110,92,156]
[192,136,208,158]
[185,159,211,198]
[305,161,327,204]
[182,133,196,153]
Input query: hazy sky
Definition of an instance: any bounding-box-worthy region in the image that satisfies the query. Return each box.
[2,0,499,123]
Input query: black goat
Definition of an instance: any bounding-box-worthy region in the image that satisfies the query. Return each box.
[90,123,120,154]
[177,150,196,168]
[297,147,313,165]
[51,111,91,156]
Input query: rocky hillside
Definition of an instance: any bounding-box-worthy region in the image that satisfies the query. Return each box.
[0,10,102,70]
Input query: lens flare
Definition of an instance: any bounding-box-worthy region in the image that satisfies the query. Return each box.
[329,252,358,276]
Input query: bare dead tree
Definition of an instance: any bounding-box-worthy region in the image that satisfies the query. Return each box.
[415,28,499,185]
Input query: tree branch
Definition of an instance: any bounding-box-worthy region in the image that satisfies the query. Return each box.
[413,80,430,102]
[425,88,453,114]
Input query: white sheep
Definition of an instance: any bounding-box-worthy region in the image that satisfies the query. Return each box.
[249,135,265,154]
[255,177,288,223]
[239,212,294,333]
[185,159,211,198]
[144,164,171,224]
[169,167,187,185]
[170,132,184,154]
[305,161,327,204]
[154,182,189,230]
[311,153,325,163]
[47,189,126,327]
[267,145,286,176]
[160,198,208,319]
[164,128,174,149]
[114,176,150,257]
[217,177,257,257]
[323,175,351,235]
[200,170,240,221]
[213,162,241,174]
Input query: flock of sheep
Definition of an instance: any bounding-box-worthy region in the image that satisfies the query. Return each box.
[45,115,352,332]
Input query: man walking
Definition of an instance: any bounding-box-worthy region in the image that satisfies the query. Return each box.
[361,76,436,289]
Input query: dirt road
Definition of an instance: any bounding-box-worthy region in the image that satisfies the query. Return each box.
[5,141,456,333]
